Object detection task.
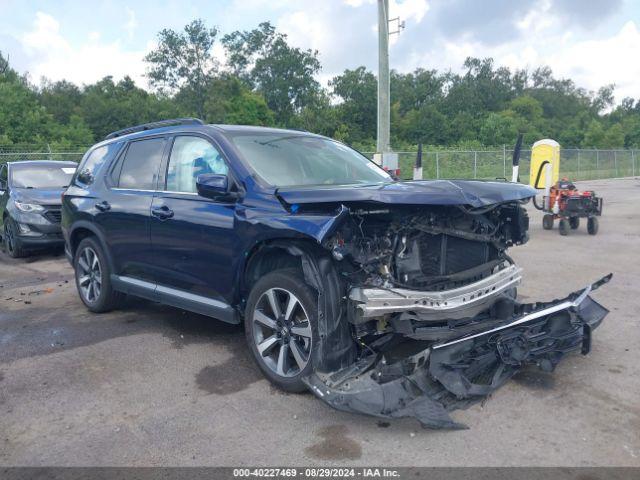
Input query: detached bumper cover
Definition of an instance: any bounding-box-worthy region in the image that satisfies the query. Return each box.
[305,274,612,429]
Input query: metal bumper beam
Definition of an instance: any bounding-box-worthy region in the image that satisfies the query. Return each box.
[349,264,522,321]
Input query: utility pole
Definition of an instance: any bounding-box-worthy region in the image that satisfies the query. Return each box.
[374,0,403,175]
[376,0,390,155]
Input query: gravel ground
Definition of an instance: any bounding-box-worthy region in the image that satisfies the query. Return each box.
[0,178,639,467]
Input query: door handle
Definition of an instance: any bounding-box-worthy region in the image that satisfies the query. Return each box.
[95,201,111,212]
[151,205,174,220]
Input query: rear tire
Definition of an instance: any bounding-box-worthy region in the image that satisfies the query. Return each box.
[542,214,554,230]
[587,217,599,235]
[3,217,26,258]
[559,219,569,236]
[74,237,123,312]
[569,217,580,229]
[245,269,318,393]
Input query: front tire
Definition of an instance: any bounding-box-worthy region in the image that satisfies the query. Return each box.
[542,214,554,230]
[587,217,599,235]
[245,269,318,393]
[3,217,26,258]
[74,237,123,312]
[559,218,569,236]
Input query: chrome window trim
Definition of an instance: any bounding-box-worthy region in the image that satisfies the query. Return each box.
[110,188,158,193]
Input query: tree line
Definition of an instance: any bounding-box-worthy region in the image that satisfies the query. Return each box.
[1,19,639,151]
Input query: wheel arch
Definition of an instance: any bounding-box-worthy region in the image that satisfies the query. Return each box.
[239,237,357,374]
[68,221,115,272]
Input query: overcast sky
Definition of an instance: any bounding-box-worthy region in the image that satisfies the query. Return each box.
[1,0,639,102]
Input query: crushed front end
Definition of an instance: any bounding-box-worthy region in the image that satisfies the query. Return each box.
[302,198,611,429]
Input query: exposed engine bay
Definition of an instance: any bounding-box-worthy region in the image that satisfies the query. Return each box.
[324,201,530,335]
[295,198,611,429]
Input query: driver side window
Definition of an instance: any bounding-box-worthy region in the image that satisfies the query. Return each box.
[166,136,228,193]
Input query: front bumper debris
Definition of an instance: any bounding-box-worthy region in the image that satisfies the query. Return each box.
[305,274,612,429]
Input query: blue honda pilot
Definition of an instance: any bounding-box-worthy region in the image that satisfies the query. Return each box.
[62,118,610,428]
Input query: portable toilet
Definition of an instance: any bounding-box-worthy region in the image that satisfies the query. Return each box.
[530,139,560,188]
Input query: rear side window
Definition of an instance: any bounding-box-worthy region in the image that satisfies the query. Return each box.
[76,143,121,186]
[116,138,166,190]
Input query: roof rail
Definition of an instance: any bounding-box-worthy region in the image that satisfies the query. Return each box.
[104,118,204,140]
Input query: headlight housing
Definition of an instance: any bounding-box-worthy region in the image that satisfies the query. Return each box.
[14,201,45,213]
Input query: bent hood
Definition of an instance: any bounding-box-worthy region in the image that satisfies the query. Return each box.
[276,180,537,209]
[13,188,64,206]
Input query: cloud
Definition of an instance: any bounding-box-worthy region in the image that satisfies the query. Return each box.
[276,0,639,101]
[124,7,138,39]
[553,0,623,28]
[545,21,640,100]
[8,1,639,103]
[20,11,149,86]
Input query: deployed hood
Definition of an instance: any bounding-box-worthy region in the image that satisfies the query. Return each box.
[13,188,64,206]
[276,180,537,209]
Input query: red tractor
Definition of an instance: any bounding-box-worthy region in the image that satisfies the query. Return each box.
[541,178,603,235]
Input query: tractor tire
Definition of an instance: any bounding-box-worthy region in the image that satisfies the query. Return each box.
[559,219,569,236]
[569,217,580,229]
[587,217,599,235]
[542,214,554,230]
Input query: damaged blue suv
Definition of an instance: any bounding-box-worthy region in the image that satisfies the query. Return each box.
[62,119,611,428]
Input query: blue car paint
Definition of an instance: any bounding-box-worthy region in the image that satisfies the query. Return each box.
[63,124,537,321]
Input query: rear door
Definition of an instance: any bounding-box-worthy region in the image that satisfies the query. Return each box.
[149,134,237,319]
[96,136,167,283]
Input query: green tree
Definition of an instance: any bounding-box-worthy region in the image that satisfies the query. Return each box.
[583,120,606,147]
[203,75,274,126]
[0,52,93,146]
[38,80,82,124]
[391,68,444,115]
[79,76,178,139]
[479,113,518,146]
[294,91,342,139]
[602,123,625,148]
[329,67,377,143]
[222,22,321,125]
[145,19,218,118]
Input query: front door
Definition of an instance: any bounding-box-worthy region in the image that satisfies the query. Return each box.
[150,135,237,316]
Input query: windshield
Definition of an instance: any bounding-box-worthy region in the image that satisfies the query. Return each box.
[228,133,392,187]
[11,164,76,189]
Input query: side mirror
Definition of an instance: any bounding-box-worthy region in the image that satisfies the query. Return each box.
[76,170,93,185]
[196,173,231,199]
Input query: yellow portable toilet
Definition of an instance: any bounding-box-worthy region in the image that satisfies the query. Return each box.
[530,139,560,188]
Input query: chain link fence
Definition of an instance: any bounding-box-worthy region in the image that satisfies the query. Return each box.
[0,145,87,165]
[2,145,638,182]
[364,148,639,182]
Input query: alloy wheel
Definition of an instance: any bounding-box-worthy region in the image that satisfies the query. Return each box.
[77,247,102,303]
[252,288,312,378]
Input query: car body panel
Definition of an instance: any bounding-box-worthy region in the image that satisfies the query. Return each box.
[276,179,537,208]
